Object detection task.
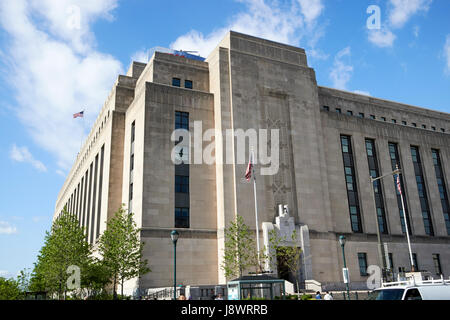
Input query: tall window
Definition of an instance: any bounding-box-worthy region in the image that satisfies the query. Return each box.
[432,254,442,275]
[341,135,362,233]
[96,145,105,239]
[358,253,368,276]
[431,149,450,235]
[129,121,135,213]
[389,143,412,234]
[90,154,99,244]
[412,253,419,271]
[175,111,189,130]
[175,112,190,228]
[411,146,434,236]
[366,139,388,234]
[175,175,189,193]
[388,253,394,272]
[175,208,189,228]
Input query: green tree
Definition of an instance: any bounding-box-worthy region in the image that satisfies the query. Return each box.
[81,259,111,299]
[31,207,92,299]
[0,277,22,300]
[221,215,260,279]
[98,205,150,299]
[269,229,302,292]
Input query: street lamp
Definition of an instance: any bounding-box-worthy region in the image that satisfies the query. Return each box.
[171,230,179,300]
[339,235,350,300]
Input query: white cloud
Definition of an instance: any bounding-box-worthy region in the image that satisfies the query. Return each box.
[389,0,432,29]
[0,0,122,171]
[329,47,353,90]
[298,0,324,25]
[131,49,151,63]
[368,28,397,48]
[353,90,371,96]
[368,0,431,48]
[10,144,47,172]
[0,270,11,278]
[444,35,450,74]
[169,0,325,58]
[0,221,17,235]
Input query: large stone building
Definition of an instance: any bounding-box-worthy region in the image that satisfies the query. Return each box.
[54,31,450,294]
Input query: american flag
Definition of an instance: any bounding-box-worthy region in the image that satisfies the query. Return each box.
[396,174,402,195]
[245,152,253,181]
[73,111,84,118]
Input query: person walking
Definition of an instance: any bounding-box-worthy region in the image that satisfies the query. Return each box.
[315,291,322,300]
[215,293,224,300]
[324,291,333,300]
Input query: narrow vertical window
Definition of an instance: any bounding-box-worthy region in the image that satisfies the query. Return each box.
[411,146,434,236]
[175,112,190,229]
[175,208,190,228]
[341,135,362,233]
[175,111,189,130]
[366,139,388,234]
[79,177,84,228]
[90,154,99,244]
[96,145,105,239]
[389,142,412,234]
[129,121,135,214]
[432,254,442,275]
[86,163,93,241]
[82,170,88,228]
[388,253,394,272]
[131,121,135,143]
[431,149,450,235]
[412,253,419,271]
[358,253,368,276]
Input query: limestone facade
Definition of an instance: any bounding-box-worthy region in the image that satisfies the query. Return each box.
[54,31,450,294]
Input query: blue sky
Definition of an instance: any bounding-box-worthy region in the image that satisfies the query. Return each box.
[0,0,449,279]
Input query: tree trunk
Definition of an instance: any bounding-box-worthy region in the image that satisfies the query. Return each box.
[121,278,124,299]
[113,275,117,300]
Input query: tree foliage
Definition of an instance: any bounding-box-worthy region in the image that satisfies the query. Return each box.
[31,207,92,299]
[221,215,261,279]
[269,229,302,292]
[98,205,150,299]
[0,277,22,300]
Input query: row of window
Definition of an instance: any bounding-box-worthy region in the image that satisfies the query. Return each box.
[172,78,193,89]
[340,135,450,236]
[324,105,447,133]
[63,144,105,244]
[357,252,443,276]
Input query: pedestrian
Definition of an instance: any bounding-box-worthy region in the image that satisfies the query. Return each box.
[324,291,333,300]
[215,293,224,300]
[178,294,187,300]
[315,291,322,300]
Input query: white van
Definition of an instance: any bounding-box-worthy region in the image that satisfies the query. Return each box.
[369,275,450,300]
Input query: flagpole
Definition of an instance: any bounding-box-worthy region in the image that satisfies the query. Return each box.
[251,149,261,272]
[397,165,415,272]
